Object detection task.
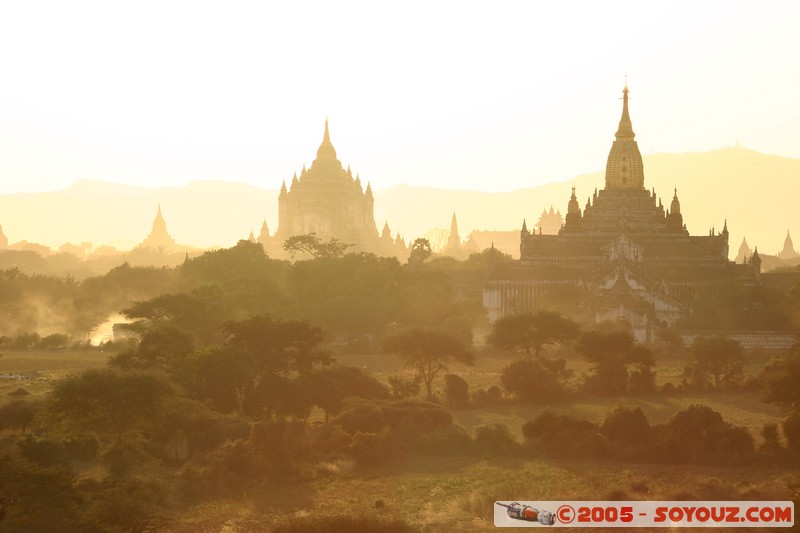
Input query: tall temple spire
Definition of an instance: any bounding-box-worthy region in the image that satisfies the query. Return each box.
[615,84,635,140]
[316,118,337,161]
[152,204,167,234]
[670,187,681,215]
[605,84,645,189]
[779,229,798,259]
[443,212,462,255]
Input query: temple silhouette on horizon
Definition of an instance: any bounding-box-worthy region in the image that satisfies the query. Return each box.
[263,120,408,259]
[484,85,763,342]
[138,205,178,253]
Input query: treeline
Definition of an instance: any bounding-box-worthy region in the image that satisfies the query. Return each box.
[0,239,492,343]
[4,236,798,343]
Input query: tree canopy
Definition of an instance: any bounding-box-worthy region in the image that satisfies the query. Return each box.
[382,328,473,399]
[282,233,353,259]
[688,336,744,389]
[488,311,579,357]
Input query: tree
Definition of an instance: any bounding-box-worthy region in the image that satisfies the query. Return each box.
[488,311,580,357]
[464,247,514,269]
[500,357,573,402]
[288,253,404,336]
[110,324,194,371]
[48,369,177,475]
[760,348,800,413]
[690,336,744,389]
[222,315,329,374]
[123,288,229,344]
[188,316,330,419]
[578,331,655,395]
[423,228,450,253]
[382,328,473,399]
[407,238,432,266]
[387,374,421,399]
[283,233,352,259]
[310,366,390,421]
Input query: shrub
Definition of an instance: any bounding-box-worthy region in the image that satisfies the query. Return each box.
[83,477,170,532]
[444,374,469,407]
[658,405,754,465]
[783,413,800,453]
[522,411,598,457]
[601,406,650,445]
[0,399,39,432]
[0,456,82,532]
[415,425,473,456]
[387,374,420,399]
[473,385,503,405]
[500,358,572,402]
[474,424,519,456]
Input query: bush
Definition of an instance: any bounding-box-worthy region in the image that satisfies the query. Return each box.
[0,456,82,532]
[500,358,572,402]
[658,405,754,465]
[783,413,800,453]
[0,399,39,431]
[249,419,310,473]
[414,425,473,456]
[443,374,469,407]
[83,477,170,532]
[387,374,420,399]
[522,411,598,457]
[601,406,650,445]
[473,385,503,405]
[474,424,519,456]
[318,399,456,466]
[38,333,70,350]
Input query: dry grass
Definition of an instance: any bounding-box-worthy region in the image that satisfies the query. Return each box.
[163,457,798,532]
[0,349,111,405]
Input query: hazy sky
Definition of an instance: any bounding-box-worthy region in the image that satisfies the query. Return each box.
[1,1,799,195]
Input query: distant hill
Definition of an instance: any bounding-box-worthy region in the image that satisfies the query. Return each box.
[0,146,797,259]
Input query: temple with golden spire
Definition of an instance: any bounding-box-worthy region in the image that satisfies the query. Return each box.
[270,119,407,259]
[485,85,761,342]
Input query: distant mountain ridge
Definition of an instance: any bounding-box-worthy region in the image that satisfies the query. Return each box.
[0,146,797,259]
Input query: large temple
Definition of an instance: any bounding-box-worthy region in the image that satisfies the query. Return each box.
[484,86,762,342]
[267,120,408,259]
